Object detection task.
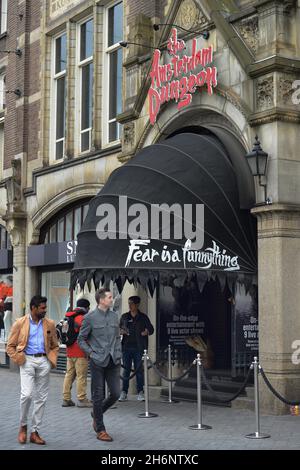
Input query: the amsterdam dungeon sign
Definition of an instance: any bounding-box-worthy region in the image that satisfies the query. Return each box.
[148,28,218,124]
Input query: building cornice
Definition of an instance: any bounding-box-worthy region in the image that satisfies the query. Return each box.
[247,56,300,78]
[23,145,121,197]
[249,108,300,126]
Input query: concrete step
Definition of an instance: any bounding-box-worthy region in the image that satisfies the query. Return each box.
[161,385,232,407]
[174,377,247,394]
[231,396,255,411]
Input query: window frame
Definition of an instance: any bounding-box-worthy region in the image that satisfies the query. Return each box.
[0,73,5,111]
[0,118,4,181]
[76,16,94,154]
[51,31,67,163]
[0,223,10,250]
[102,0,123,147]
[40,201,90,245]
[0,0,7,35]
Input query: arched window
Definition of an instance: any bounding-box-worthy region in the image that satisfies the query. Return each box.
[40,199,90,244]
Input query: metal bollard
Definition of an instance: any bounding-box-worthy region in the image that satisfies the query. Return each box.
[245,357,270,439]
[162,345,179,403]
[138,349,158,418]
[189,354,212,430]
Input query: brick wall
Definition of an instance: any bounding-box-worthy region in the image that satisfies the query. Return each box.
[2,0,41,169]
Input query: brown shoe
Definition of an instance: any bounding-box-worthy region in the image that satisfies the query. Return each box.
[18,425,27,444]
[97,430,113,442]
[30,431,46,445]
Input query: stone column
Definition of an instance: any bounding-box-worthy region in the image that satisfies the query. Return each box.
[252,204,300,414]
[4,216,27,323]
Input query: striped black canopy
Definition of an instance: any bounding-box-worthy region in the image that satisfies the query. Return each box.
[71,132,257,294]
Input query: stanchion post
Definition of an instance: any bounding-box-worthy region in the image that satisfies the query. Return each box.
[138,349,158,418]
[162,344,179,403]
[245,356,270,439]
[189,353,212,430]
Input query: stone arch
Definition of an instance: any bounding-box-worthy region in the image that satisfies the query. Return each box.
[28,183,101,244]
[140,86,252,150]
[138,90,256,209]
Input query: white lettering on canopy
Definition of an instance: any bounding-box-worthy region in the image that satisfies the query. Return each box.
[125,239,240,271]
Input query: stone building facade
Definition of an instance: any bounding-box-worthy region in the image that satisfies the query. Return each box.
[0,0,300,414]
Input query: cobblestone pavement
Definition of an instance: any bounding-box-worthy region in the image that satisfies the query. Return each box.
[0,368,299,450]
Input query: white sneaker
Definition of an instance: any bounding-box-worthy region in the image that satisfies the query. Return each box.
[137,391,145,401]
[118,391,127,401]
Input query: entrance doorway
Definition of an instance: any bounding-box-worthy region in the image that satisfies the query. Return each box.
[157,277,233,372]
[202,279,232,370]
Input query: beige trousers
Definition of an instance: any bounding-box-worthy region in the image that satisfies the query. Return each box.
[20,355,51,432]
[62,357,88,401]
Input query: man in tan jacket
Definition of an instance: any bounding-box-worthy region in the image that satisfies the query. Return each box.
[7,295,59,445]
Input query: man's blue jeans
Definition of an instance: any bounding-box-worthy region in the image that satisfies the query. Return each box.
[121,348,144,394]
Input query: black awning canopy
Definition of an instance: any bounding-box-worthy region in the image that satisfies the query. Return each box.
[72,132,257,294]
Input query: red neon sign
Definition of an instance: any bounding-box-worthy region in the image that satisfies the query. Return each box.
[148,28,218,125]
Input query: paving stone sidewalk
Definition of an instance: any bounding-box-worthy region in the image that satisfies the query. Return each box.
[0,368,299,450]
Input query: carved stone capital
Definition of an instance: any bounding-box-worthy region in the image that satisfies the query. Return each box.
[278,74,300,107]
[234,15,258,54]
[256,75,274,111]
[251,203,300,239]
[3,216,27,247]
[122,122,135,148]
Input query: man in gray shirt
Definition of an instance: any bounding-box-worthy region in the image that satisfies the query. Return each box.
[77,288,121,442]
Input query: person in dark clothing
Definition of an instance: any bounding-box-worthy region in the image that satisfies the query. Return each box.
[119,296,154,402]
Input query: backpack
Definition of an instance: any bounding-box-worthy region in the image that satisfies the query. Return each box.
[56,312,82,346]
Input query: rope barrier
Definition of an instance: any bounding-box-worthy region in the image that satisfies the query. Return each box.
[120,360,142,381]
[260,367,300,406]
[148,358,195,382]
[201,365,252,403]
[120,358,154,381]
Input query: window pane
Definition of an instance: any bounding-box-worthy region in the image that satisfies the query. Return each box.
[0,75,5,109]
[0,0,7,34]
[7,233,11,249]
[108,2,123,47]
[109,48,122,120]
[109,121,117,142]
[81,131,90,152]
[55,34,67,74]
[0,226,5,249]
[56,77,65,140]
[44,231,49,244]
[49,224,57,243]
[41,271,71,325]
[81,63,93,132]
[65,212,73,241]
[56,141,64,159]
[109,121,122,142]
[0,124,4,168]
[74,207,81,239]
[83,204,89,222]
[58,218,64,242]
[80,19,93,61]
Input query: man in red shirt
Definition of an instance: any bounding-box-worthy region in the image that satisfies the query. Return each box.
[62,298,92,407]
